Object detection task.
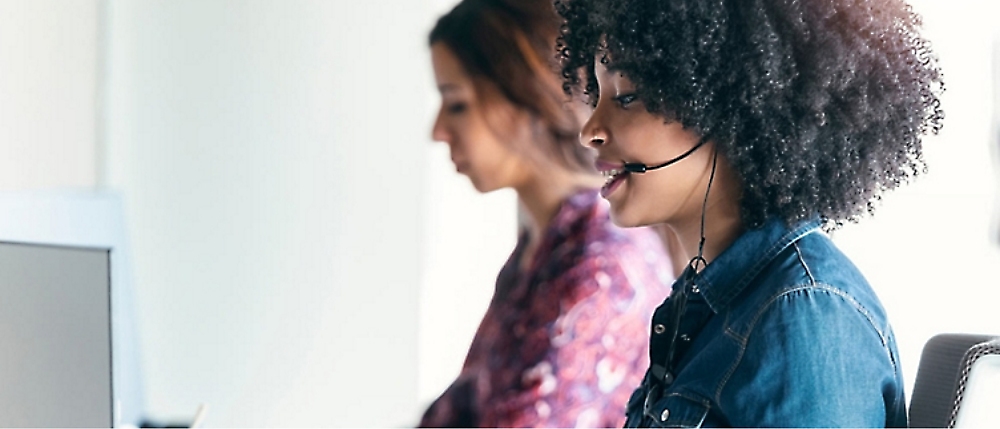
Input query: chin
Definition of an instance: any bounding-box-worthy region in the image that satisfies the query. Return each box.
[608,208,651,228]
[467,177,501,194]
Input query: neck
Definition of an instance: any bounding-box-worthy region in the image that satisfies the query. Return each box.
[665,159,744,272]
[653,225,690,278]
[666,204,743,272]
[515,167,601,244]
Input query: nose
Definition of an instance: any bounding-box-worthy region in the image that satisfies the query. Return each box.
[431,107,450,144]
[580,106,608,149]
[431,101,454,145]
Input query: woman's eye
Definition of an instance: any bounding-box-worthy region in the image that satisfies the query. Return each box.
[446,102,467,114]
[614,93,638,108]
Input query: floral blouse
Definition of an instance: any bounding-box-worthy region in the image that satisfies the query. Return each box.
[419,190,673,428]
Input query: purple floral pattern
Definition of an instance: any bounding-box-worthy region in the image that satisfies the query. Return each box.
[420,190,673,428]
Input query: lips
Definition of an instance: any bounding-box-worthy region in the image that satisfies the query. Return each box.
[595,159,629,199]
[595,159,622,171]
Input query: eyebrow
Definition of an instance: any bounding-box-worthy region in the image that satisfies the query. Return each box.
[437,83,460,94]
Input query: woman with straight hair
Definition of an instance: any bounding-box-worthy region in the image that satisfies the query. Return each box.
[420,0,674,427]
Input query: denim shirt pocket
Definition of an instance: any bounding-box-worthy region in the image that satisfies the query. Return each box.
[646,392,711,428]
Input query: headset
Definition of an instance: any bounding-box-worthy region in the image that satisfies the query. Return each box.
[622,137,709,174]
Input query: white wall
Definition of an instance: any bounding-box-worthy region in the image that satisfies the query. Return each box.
[0,0,98,190]
[418,152,517,409]
[105,1,438,426]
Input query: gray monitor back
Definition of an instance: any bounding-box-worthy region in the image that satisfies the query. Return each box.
[0,241,113,427]
[0,191,144,426]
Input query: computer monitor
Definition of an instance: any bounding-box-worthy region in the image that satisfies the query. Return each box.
[0,241,113,427]
[0,190,145,427]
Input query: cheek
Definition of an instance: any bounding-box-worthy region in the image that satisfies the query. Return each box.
[615,168,697,226]
[463,137,519,185]
[623,175,671,222]
[483,146,519,179]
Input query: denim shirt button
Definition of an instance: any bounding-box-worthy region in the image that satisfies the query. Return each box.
[654,324,667,334]
[691,284,700,293]
[660,408,670,422]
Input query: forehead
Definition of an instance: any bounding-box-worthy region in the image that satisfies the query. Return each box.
[594,57,611,77]
[592,47,622,79]
[431,42,472,88]
[593,58,628,84]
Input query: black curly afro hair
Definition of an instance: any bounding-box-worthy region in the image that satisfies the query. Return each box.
[556,0,945,228]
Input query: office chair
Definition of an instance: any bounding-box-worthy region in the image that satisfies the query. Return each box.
[909,333,1000,428]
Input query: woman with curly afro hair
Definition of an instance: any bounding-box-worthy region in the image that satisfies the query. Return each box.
[556,0,944,426]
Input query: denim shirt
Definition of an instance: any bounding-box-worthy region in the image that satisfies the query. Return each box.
[624,219,907,428]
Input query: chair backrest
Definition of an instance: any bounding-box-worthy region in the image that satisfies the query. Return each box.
[909,333,1000,428]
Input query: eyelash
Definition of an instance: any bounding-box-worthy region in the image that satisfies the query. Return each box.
[614,93,638,108]
[446,102,467,114]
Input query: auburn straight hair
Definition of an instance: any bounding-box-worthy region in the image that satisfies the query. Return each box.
[430,0,594,173]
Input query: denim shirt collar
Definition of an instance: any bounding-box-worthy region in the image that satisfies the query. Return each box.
[690,217,822,313]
